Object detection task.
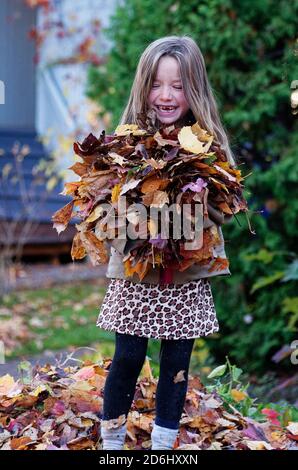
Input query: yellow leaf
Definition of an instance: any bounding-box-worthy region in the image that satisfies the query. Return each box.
[114,124,147,136]
[111,183,122,203]
[124,259,135,277]
[85,205,104,222]
[231,389,247,402]
[30,384,48,397]
[178,124,213,154]
[154,252,163,265]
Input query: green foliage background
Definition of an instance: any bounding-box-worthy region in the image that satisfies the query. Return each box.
[86,0,298,373]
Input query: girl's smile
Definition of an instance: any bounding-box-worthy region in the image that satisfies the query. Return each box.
[148,55,190,124]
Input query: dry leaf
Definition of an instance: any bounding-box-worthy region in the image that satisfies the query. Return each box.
[174,370,186,383]
[178,125,213,154]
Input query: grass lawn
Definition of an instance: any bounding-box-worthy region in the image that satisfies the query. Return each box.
[1,281,114,357]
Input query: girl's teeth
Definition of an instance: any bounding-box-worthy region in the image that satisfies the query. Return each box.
[158,106,176,111]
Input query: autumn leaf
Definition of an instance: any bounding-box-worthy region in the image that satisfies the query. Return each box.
[52,200,74,234]
[101,414,127,430]
[108,151,128,166]
[11,436,34,450]
[141,176,169,194]
[150,190,169,208]
[245,440,274,450]
[286,422,298,436]
[60,181,81,196]
[261,408,281,426]
[230,389,247,402]
[68,161,89,177]
[119,178,142,195]
[114,124,147,136]
[80,231,109,265]
[111,183,122,202]
[140,357,154,381]
[178,125,213,154]
[85,205,104,222]
[71,232,86,260]
[208,257,230,273]
[0,375,16,396]
[174,370,186,383]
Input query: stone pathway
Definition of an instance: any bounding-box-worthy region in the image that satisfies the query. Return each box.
[6,260,108,292]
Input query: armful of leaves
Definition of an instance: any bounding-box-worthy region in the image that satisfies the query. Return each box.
[207,202,233,226]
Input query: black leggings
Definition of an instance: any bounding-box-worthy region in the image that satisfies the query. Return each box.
[102,332,195,430]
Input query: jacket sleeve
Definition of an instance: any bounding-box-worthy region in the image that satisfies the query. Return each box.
[207,202,233,225]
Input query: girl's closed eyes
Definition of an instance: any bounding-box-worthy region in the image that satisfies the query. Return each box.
[152,84,182,89]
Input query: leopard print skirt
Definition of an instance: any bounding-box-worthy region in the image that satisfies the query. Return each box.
[96,278,219,340]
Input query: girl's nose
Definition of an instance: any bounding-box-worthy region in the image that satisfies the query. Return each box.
[159,87,173,100]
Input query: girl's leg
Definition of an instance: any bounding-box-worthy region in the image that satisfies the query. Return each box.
[101,332,148,449]
[151,337,195,449]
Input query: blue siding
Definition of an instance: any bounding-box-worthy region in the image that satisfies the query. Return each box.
[0,128,79,225]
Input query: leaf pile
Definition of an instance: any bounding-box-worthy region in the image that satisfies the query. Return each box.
[0,359,297,450]
[52,110,249,281]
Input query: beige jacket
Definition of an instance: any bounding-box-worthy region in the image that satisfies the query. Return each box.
[106,204,233,284]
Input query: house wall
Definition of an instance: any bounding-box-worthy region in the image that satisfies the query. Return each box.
[0,0,36,130]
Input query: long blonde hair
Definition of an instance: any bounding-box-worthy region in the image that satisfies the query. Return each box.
[120,35,237,167]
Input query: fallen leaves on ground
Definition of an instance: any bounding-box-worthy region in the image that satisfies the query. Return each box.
[0,358,297,450]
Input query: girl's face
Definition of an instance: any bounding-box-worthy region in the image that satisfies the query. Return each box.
[147,55,190,125]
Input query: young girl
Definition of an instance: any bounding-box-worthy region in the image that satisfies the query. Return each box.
[97,35,236,450]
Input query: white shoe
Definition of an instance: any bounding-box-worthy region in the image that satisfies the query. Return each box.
[151,423,179,450]
[101,421,127,450]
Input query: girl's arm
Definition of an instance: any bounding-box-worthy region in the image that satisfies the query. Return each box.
[207,202,233,225]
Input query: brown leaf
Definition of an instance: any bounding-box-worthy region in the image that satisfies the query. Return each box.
[52,200,74,234]
[80,231,109,265]
[68,161,89,176]
[10,436,34,450]
[71,233,86,261]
